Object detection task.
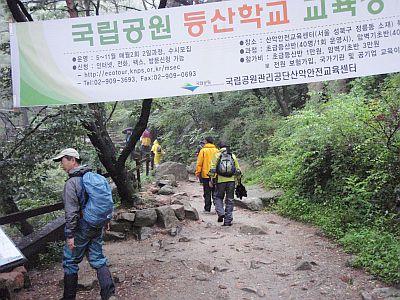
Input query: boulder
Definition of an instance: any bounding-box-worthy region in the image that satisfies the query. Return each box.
[170,192,191,207]
[13,266,29,289]
[170,204,185,220]
[134,208,158,227]
[109,220,132,233]
[155,162,189,181]
[234,197,264,211]
[138,192,157,204]
[171,198,191,208]
[186,161,197,174]
[0,267,27,292]
[260,189,284,206]
[156,206,180,228]
[133,227,153,241]
[158,185,175,195]
[239,225,268,235]
[118,212,136,222]
[104,231,126,241]
[184,206,199,221]
[156,175,177,187]
[149,186,160,194]
[360,287,400,300]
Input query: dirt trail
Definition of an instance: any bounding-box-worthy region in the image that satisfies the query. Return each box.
[18,178,385,300]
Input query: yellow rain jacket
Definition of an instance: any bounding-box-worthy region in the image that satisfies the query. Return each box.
[195,143,219,179]
[209,148,241,183]
[151,140,164,165]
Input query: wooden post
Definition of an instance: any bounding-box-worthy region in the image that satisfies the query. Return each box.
[135,159,141,189]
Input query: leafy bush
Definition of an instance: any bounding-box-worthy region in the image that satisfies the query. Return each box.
[252,75,400,283]
[36,241,64,268]
[340,229,400,284]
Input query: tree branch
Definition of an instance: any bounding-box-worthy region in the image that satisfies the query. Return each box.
[5,111,62,159]
[158,0,167,8]
[106,101,118,125]
[118,99,152,165]
[27,106,47,128]
[6,0,29,21]
[0,111,17,129]
[16,0,33,21]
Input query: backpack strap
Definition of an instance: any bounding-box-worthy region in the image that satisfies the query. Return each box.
[78,177,88,210]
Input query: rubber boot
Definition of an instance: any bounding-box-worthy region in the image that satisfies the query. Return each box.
[63,273,78,300]
[97,265,115,300]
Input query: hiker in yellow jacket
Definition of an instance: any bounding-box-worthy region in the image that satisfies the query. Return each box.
[140,128,152,159]
[151,139,165,167]
[209,141,241,226]
[195,137,219,212]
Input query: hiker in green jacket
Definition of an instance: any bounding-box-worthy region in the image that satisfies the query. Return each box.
[209,141,241,226]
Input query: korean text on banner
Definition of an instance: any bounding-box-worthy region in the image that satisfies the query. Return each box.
[9,0,400,107]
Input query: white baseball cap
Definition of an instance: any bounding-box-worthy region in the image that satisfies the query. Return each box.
[52,148,80,162]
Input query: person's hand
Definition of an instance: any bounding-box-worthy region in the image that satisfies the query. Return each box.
[208,181,213,188]
[105,221,111,231]
[67,238,75,251]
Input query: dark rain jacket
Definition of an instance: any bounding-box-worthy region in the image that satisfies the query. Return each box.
[63,165,91,238]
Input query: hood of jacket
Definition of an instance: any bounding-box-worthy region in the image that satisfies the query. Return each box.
[68,165,91,178]
[203,143,217,149]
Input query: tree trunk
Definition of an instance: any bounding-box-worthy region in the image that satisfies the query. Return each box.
[6,0,28,21]
[65,0,78,17]
[82,100,153,207]
[273,87,290,117]
[65,2,161,207]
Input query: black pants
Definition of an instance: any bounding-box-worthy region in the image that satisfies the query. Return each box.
[201,177,214,212]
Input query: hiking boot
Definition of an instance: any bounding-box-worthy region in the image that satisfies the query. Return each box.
[222,223,232,226]
[63,273,78,300]
[97,266,115,300]
[217,215,224,222]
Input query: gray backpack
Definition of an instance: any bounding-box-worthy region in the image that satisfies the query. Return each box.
[216,152,236,177]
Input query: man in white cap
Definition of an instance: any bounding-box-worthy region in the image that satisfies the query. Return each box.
[53,148,115,300]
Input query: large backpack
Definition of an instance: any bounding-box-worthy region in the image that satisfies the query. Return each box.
[79,172,114,227]
[216,152,236,177]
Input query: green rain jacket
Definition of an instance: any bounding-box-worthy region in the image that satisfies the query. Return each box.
[209,148,241,183]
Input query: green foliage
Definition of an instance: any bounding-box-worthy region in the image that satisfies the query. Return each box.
[340,229,400,284]
[0,106,88,218]
[150,88,298,163]
[248,74,400,283]
[36,241,64,268]
[260,77,400,213]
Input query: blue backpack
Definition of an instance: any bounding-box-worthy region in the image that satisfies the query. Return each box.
[79,172,114,227]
